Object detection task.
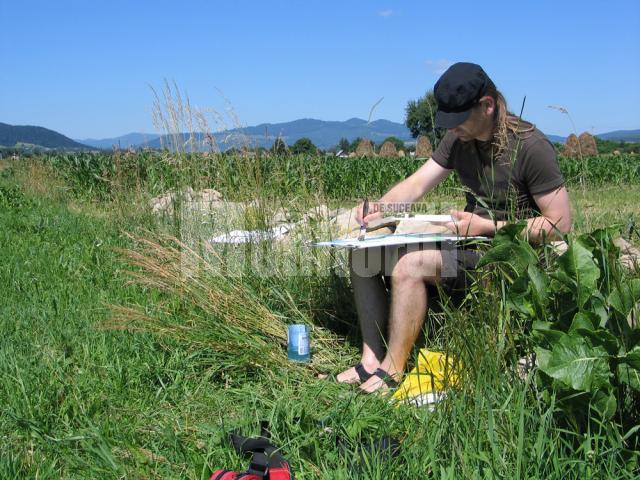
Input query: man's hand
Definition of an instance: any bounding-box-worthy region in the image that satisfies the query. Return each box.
[355,201,383,226]
[444,210,494,236]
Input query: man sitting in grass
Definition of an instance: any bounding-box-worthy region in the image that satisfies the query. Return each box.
[336,62,572,393]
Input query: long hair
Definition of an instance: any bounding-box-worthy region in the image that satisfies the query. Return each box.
[484,80,535,160]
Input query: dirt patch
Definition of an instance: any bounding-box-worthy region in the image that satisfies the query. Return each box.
[150,187,225,215]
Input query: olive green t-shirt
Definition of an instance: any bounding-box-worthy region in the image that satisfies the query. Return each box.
[431,127,565,221]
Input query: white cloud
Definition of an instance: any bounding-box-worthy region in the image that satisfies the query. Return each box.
[378,9,394,17]
[425,59,454,75]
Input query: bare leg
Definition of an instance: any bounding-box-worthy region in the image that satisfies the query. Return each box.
[359,248,442,392]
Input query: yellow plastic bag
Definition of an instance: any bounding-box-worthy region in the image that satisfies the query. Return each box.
[392,349,460,408]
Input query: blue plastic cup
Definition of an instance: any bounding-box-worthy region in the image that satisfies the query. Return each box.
[287,324,310,362]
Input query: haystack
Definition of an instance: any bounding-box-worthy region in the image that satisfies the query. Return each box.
[416,136,433,158]
[579,132,598,156]
[563,134,581,157]
[355,139,374,157]
[379,141,398,157]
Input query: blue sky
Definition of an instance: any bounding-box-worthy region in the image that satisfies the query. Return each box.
[1,0,639,139]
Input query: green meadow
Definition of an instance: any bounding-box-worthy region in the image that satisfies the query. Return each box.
[1,152,639,479]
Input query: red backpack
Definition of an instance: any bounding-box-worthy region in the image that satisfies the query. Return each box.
[211,422,293,480]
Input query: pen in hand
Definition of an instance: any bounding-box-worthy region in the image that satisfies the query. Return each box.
[358,198,369,241]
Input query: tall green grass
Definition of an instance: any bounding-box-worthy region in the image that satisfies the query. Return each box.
[2,156,639,478]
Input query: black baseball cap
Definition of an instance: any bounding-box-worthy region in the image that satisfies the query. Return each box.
[434,62,491,129]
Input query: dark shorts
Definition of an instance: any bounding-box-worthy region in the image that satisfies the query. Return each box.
[427,247,481,306]
[350,242,482,308]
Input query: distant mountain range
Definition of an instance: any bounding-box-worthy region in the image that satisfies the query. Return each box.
[2,119,639,152]
[77,118,415,151]
[546,134,568,144]
[546,130,640,144]
[76,132,160,150]
[77,121,640,151]
[0,122,92,150]
[593,130,640,142]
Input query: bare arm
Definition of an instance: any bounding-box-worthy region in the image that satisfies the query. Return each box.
[356,159,451,224]
[519,186,572,242]
[444,186,572,243]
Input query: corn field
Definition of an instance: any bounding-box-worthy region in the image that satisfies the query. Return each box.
[42,151,640,202]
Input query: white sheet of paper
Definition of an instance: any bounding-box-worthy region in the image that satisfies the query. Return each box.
[411,214,454,224]
[315,233,490,249]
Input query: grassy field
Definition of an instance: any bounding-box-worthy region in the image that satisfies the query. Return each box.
[1,154,639,478]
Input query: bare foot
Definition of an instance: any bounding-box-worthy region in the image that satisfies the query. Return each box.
[336,365,368,383]
[319,361,379,384]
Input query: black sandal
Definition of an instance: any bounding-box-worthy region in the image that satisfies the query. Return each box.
[321,362,374,384]
[372,368,399,389]
[354,363,374,383]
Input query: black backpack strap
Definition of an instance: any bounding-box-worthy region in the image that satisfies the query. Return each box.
[245,452,269,478]
[230,433,273,455]
[229,423,287,471]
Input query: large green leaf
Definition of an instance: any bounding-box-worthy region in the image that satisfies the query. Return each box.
[555,241,600,308]
[527,264,550,319]
[534,346,552,369]
[536,333,611,392]
[584,293,608,328]
[505,264,550,320]
[588,226,622,242]
[618,364,640,391]
[493,221,528,244]
[477,241,538,275]
[619,345,640,369]
[579,328,620,356]
[578,227,622,284]
[569,311,598,333]
[606,280,637,338]
[507,273,535,317]
[527,264,548,300]
[532,322,564,345]
[507,293,535,317]
[590,388,617,420]
[608,279,640,318]
[577,227,621,252]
